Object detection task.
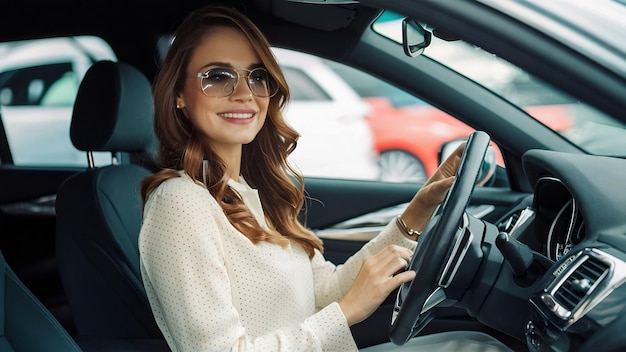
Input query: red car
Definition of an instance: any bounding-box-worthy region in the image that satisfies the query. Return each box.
[365,96,573,183]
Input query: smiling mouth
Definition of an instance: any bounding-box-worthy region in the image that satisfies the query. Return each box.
[218,112,254,119]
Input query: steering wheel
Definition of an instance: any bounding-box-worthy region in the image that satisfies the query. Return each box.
[389,131,491,345]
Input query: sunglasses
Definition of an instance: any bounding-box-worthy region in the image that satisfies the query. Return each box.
[196,67,278,98]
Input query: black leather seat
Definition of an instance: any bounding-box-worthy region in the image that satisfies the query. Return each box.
[0,249,82,351]
[54,60,164,342]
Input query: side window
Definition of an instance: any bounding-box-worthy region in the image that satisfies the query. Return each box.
[272,47,499,183]
[321,58,496,184]
[0,36,117,167]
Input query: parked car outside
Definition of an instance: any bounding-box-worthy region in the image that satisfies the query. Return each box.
[271,47,379,180]
[0,36,116,166]
[365,95,573,182]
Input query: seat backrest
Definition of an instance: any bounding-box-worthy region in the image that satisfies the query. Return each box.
[55,60,162,339]
[0,250,82,351]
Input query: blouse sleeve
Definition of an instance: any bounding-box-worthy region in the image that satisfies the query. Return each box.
[139,177,357,352]
[312,220,417,308]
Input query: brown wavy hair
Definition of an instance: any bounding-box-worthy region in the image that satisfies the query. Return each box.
[141,4,323,257]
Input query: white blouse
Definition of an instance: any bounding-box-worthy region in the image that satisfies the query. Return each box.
[139,173,415,351]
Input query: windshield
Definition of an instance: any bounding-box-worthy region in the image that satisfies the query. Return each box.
[373,11,626,158]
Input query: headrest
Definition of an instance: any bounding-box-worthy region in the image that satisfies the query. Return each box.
[70,61,155,153]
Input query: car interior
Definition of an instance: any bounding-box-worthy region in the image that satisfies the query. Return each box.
[1,0,626,351]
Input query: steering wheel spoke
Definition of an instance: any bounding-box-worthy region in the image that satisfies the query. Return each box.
[439,213,474,288]
[422,286,447,314]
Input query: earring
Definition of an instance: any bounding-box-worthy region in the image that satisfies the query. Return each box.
[202,159,208,185]
[176,104,181,109]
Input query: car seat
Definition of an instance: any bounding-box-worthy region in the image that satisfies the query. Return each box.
[54,60,163,341]
[0,249,82,351]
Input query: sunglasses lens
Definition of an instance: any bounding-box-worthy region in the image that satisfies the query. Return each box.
[248,68,277,97]
[201,68,237,97]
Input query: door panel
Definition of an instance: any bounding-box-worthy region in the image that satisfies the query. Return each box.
[301,177,419,230]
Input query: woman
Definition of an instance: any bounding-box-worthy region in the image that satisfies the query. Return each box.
[138,4,476,351]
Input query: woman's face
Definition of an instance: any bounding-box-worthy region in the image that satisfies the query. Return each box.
[177,26,269,156]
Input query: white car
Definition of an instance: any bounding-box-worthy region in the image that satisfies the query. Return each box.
[0,38,379,180]
[272,47,379,180]
[0,36,116,166]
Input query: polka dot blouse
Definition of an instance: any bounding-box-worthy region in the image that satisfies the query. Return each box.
[139,173,416,351]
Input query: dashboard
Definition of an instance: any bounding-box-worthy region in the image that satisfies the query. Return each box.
[519,150,626,351]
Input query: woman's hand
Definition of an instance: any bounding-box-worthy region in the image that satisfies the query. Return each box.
[339,245,415,326]
[418,141,465,205]
[399,142,466,235]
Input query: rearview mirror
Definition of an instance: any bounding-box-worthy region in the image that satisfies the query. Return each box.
[402,18,431,57]
[439,138,497,186]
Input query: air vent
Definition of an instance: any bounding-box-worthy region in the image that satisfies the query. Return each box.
[553,256,609,311]
[535,248,626,329]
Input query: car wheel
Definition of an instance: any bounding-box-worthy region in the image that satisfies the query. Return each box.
[378,150,428,183]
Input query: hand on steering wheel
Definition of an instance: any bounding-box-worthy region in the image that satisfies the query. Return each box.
[389,131,491,345]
